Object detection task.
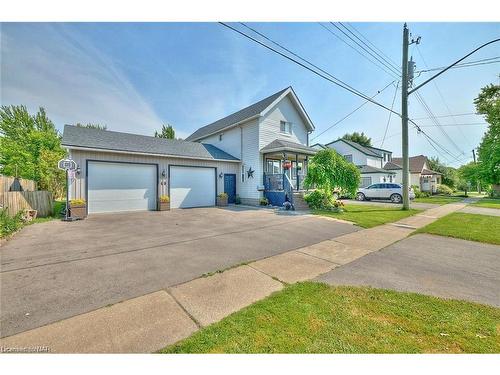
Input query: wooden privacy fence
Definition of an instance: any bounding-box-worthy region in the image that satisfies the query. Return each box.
[0,191,54,217]
[0,175,36,192]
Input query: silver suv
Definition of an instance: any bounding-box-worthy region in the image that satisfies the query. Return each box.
[356,183,415,203]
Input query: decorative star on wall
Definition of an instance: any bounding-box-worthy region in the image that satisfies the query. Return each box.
[247,167,254,179]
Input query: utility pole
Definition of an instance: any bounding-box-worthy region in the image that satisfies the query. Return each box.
[472,148,480,193]
[401,24,410,210]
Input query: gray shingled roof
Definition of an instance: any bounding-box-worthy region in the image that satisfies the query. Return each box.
[364,144,392,157]
[383,161,402,170]
[391,155,428,173]
[359,165,396,174]
[185,87,290,141]
[62,125,239,161]
[260,139,318,154]
[326,139,382,158]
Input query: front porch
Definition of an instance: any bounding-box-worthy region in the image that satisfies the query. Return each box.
[260,140,317,207]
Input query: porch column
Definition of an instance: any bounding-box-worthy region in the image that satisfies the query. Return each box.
[296,153,299,191]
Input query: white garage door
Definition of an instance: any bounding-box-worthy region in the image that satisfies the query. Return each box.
[87,161,157,213]
[170,166,215,208]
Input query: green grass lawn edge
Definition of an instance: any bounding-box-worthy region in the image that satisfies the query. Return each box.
[313,204,421,228]
[161,282,500,354]
[414,212,500,245]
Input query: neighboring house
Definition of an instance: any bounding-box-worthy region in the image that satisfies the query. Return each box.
[62,86,317,214]
[388,155,442,193]
[323,138,396,187]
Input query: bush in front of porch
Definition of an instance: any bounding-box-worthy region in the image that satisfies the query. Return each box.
[303,149,360,210]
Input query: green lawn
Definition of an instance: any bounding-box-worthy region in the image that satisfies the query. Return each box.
[415,212,500,245]
[471,198,500,209]
[413,195,464,205]
[162,282,500,354]
[313,204,420,228]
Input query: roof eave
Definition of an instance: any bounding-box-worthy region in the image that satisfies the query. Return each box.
[260,146,317,155]
[63,145,241,163]
[259,87,315,132]
[186,114,260,142]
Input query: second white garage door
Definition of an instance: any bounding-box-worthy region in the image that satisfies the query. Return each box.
[169,166,216,208]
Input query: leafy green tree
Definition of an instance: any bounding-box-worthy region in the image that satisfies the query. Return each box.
[458,162,481,192]
[427,157,458,188]
[76,123,107,130]
[154,124,175,139]
[341,132,372,146]
[474,84,500,185]
[0,105,66,198]
[304,148,360,197]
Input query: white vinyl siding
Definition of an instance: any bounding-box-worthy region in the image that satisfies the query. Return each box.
[198,125,242,159]
[259,95,309,148]
[68,149,239,203]
[327,141,383,167]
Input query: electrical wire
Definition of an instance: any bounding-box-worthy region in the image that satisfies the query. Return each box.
[318,23,400,80]
[380,81,399,147]
[310,80,396,142]
[219,22,401,116]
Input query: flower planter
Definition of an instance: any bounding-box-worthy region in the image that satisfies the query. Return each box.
[70,204,87,219]
[217,196,228,207]
[158,201,170,211]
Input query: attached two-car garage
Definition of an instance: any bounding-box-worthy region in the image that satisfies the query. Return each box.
[86,161,216,214]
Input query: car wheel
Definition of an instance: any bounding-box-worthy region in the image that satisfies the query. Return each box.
[356,192,365,201]
[390,193,402,203]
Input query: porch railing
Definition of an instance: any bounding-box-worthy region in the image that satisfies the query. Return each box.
[263,173,283,191]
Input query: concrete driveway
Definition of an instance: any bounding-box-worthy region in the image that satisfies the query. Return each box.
[317,233,500,307]
[1,206,358,338]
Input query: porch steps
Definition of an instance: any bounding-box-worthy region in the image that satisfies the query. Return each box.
[292,192,310,211]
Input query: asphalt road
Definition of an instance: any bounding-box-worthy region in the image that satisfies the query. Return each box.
[1,206,359,337]
[317,233,500,307]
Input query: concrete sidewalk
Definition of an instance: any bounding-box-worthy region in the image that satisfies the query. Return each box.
[0,202,468,353]
[460,206,500,217]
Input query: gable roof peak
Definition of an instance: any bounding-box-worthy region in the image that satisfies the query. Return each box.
[185,86,313,141]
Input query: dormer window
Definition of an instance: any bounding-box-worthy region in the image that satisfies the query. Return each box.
[280,121,292,135]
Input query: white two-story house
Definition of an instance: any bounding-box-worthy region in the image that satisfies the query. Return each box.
[62,87,317,214]
[186,86,317,206]
[324,139,396,187]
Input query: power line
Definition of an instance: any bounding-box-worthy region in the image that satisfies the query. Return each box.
[416,56,500,73]
[219,22,401,116]
[381,81,399,147]
[413,91,465,158]
[416,45,473,150]
[337,22,402,77]
[412,112,477,120]
[345,23,401,68]
[329,22,401,78]
[318,23,400,80]
[310,80,396,142]
[418,122,488,127]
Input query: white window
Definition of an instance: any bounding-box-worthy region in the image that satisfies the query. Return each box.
[280,121,292,134]
[344,154,353,163]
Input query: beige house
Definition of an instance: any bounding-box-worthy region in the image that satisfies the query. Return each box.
[386,155,442,193]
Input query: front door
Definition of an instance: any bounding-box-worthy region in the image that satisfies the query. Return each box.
[224,174,236,203]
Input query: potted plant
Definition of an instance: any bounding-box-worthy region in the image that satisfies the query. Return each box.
[260,197,269,206]
[69,199,87,219]
[234,195,241,205]
[158,195,170,211]
[282,161,292,170]
[217,192,228,207]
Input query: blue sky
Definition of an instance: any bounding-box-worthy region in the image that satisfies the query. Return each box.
[1,22,499,166]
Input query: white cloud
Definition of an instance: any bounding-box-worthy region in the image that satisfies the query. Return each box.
[1,23,163,135]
